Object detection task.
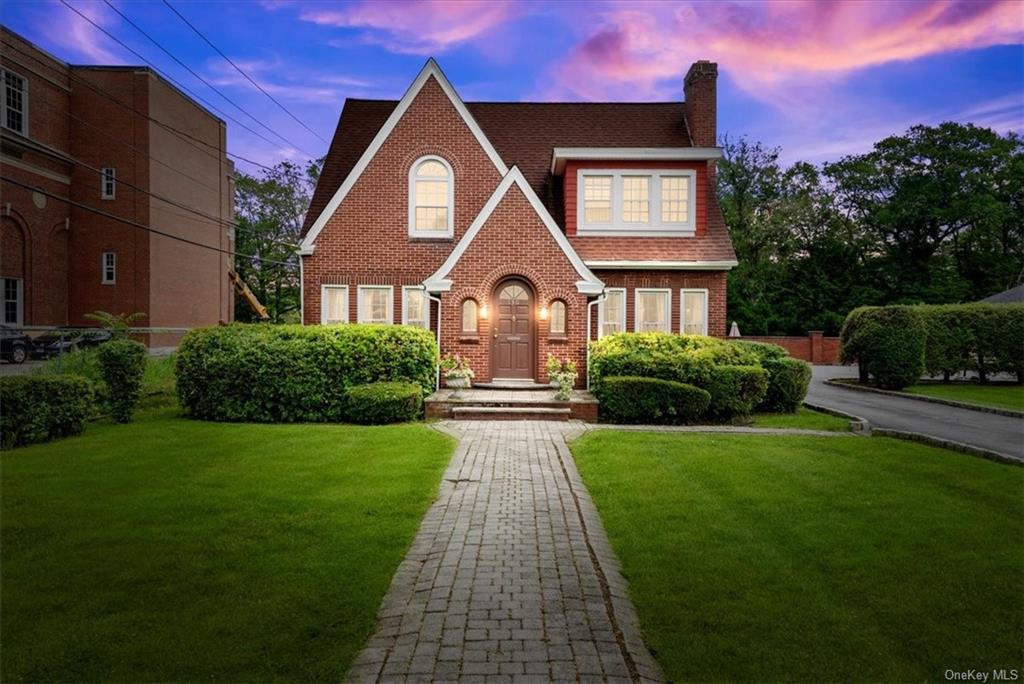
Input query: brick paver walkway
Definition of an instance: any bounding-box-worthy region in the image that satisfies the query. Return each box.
[346,420,663,683]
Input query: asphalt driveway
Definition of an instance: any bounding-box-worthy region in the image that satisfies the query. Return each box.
[807,365,1023,461]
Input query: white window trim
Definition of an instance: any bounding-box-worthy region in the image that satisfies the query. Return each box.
[634,288,672,333]
[1,67,28,137]
[577,168,696,236]
[101,167,116,200]
[357,285,394,324]
[401,285,430,328]
[408,155,454,239]
[320,284,348,324]
[680,288,709,336]
[3,277,23,326]
[597,287,626,338]
[101,252,116,285]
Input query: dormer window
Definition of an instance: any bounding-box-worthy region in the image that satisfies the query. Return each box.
[409,156,453,238]
[577,169,695,236]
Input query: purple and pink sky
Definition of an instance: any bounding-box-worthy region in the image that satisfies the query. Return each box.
[5,0,1022,172]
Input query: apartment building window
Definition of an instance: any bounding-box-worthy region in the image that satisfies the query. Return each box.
[402,286,429,328]
[681,288,708,335]
[577,169,696,234]
[101,168,116,199]
[635,289,670,333]
[3,277,23,325]
[320,285,348,324]
[101,252,116,284]
[357,285,393,324]
[598,288,625,338]
[2,68,27,136]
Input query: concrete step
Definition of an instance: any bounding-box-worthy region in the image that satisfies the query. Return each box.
[473,380,554,390]
[451,406,572,421]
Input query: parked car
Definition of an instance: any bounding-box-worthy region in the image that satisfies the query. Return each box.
[30,327,112,359]
[0,325,32,364]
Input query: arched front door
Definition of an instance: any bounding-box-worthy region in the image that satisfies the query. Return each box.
[491,279,534,379]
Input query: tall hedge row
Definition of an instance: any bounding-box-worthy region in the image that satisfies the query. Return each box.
[840,303,1024,388]
[175,324,437,422]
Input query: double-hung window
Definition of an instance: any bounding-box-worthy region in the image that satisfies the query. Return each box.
[577,169,695,235]
[101,252,116,285]
[101,168,116,199]
[3,277,23,325]
[598,288,626,338]
[402,286,429,329]
[681,289,708,335]
[357,285,393,324]
[2,68,27,136]
[635,289,671,333]
[321,285,348,324]
[409,156,453,238]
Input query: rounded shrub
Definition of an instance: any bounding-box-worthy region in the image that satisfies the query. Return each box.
[705,365,768,419]
[594,376,710,424]
[1,375,94,448]
[345,382,423,424]
[839,306,877,382]
[759,358,812,412]
[175,324,437,423]
[96,338,147,423]
[853,306,926,390]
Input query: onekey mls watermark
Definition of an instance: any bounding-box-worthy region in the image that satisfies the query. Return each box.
[944,669,1020,682]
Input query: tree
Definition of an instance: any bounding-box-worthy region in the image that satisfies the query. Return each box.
[233,159,322,323]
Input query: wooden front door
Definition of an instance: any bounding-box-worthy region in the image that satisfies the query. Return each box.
[492,279,534,379]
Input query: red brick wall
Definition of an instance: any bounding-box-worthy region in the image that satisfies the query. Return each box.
[442,183,589,385]
[590,269,728,337]
[739,331,840,364]
[564,160,709,238]
[303,75,503,325]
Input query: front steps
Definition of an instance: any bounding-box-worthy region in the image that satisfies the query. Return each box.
[424,387,599,422]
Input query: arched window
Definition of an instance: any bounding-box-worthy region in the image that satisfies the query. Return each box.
[461,299,478,334]
[549,300,566,335]
[409,156,453,238]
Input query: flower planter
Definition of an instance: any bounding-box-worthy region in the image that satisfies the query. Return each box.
[446,376,471,389]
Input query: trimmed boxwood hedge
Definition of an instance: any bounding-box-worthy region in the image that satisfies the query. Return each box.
[705,365,769,419]
[1,375,94,448]
[96,339,147,423]
[593,376,710,424]
[730,340,811,412]
[175,324,437,422]
[345,382,423,424]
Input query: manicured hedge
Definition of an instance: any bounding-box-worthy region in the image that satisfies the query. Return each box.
[593,376,710,425]
[96,339,147,423]
[589,334,768,420]
[731,340,812,412]
[840,303,1023,387]
[175,324,437,422]
[1,375,94,448]
[345,382,423,424]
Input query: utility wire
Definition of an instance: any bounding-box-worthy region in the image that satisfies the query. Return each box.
[163,0,328,144]
[2,175,298,268]
[2,39,276,172]
[60,0,317,160]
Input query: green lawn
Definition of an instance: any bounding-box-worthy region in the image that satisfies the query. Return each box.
[905,382,1024,411]
[1,408,454,682]
[572,431,1024,682]
[752,407,850,431]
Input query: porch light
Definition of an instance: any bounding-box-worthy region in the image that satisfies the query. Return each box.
[479,304,489,319]
[539,305,548,320]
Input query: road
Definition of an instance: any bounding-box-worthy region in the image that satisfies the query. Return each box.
[807,365,1023,461]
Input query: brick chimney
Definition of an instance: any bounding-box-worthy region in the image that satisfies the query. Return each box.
[684,60,718,148]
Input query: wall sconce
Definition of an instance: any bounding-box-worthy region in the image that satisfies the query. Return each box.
[479,304,489,319]
[539,305,549,321]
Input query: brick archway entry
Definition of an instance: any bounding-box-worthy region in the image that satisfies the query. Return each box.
[491,278,535,380]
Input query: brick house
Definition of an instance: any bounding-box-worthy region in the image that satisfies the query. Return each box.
[300,59,736,385]
[0,28,233,345]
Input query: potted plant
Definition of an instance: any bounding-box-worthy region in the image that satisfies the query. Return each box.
[546,355,578,401]
[440,353,475,389]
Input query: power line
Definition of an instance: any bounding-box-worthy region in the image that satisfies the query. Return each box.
[163,0,328,145]
[2,175,298,268]
[2,38,277,172]
[60,0,318,160]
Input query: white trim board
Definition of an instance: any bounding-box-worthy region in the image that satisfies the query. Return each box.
[584,260,738,271]
[551,147,722,175]
[299,59,509,254]
[423,166,604,295]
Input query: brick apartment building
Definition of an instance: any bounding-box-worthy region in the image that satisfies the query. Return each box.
[1,27,233,344]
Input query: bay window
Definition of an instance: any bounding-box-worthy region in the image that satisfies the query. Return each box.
[357,285,393,324]
[321,285,348,324]
[681,289,708,335]
[598,288,625,338]
[635,289,670,333]
[577,169,695,234]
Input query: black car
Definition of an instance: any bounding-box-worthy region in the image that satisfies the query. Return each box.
[30,327,113,359]
[0,325,31,364]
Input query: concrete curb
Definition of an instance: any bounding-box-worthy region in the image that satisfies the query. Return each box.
[871,428,1023,467]
[583,424,851,437]
[825,379,1024,419]
[802,401,871,434]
